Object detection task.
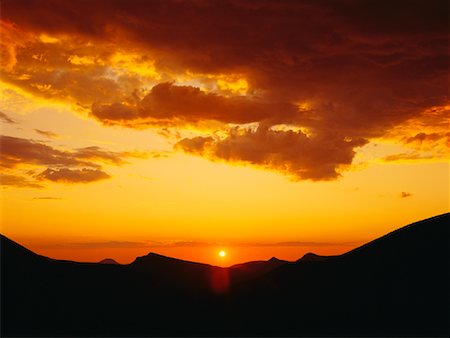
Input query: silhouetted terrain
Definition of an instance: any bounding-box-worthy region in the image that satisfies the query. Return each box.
[1,214,449,336]
[98,258,119,265]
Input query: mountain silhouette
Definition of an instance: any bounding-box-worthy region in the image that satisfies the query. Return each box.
[1,213,448,336]
[98,258,119,264]
[297,252,331,262]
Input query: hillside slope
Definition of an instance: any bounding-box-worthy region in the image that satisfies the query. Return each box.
[1,213,448,336]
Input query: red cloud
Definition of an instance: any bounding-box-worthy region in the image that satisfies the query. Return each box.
[92,82,296,126]
[403,132,447,145]
[1,0,448,180]
[176,124,366,181]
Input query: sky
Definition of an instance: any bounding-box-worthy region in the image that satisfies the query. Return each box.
[0,0,448,266]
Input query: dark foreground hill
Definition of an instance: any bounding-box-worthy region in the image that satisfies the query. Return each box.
[1,214,449,337]
[98,258,119,265]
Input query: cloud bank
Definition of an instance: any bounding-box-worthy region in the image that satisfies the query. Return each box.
[1,0,448,180]
[0,135,144,187]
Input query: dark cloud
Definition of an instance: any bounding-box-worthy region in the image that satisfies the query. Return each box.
[36,167,110,183]
[32,196,62,200]
[1,0,448,180]
[0,111,16,124]
[92,82,296,126]
[35,129,59,139]
[0,24,144,110]
[0,135,143,169]
[0,135,146,186]
[403,132,448,145]
[384,105,450,158]
[176,124,366,181]
[0,135,98,169]
[0,173,43,188]
[400,192,413,198]
[325,0,448,36]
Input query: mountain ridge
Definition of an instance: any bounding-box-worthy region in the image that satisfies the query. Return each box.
[3,213,448,268]
[1,213,448,336]
[98,258,119,264]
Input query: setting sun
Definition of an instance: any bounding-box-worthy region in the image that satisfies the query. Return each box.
[219,250,226,258]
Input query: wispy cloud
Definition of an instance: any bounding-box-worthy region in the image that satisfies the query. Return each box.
[44,239,360,250]
[35,129,59,139]
[0,173,43,188]
[382,152,434,163]
[0,111,16,124]
[61,241,149,249]
[0,135,152,187]
[248,241,360,247]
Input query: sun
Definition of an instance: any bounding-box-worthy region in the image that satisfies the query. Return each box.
[218,250,226,258]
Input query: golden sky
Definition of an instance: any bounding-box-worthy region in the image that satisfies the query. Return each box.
[1,0,448,266]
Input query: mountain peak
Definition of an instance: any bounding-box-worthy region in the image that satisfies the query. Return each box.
[133,251,180,262]
[131,251,210,268]
[297,252,328,262]
[98,258,119,265]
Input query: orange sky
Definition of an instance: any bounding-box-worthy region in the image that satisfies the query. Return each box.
[0,0,448,266]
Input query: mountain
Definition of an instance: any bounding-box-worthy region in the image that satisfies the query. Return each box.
[230,213,450,336]
[1,213,448,336]
[229,257,288,284]
[297,252,330,262]
[230,256,287,270]
[98,258,119,264]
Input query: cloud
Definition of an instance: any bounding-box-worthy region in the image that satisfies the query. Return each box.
[244,241,360,247]
[382,152,434,163]
[91,82,296,126]
[0,135,98,169]
[0,111,16,124]
[45,239,359,250]
[0,173,43,188]
[1,0,448,180]
[176,124,366,180]
[48,240,211,249]
[0,135,142,169]
[35,129,59,139]
[52,241,149,249]
[74,146,129,165]
[382,105,450,161]
[36,167,110,183]
[146,240,360,248]
[403,132,443,144]
[400,192,413,198]
[148,240,216,248]
[0,135,145,187]
[32,196,62,200]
